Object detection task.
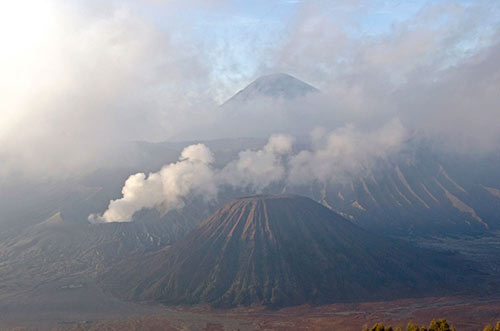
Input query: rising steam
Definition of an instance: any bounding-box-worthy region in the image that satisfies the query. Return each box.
[289,119,407,185]
[91,123,407,223]
[89,144,217,223]
[218,134,294,191]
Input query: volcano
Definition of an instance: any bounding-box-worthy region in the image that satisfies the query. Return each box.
[221,73,319,107]
[104,194,474,307]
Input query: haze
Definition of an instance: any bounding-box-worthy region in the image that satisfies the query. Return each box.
[1,0,500,179]
[1,2,500,330]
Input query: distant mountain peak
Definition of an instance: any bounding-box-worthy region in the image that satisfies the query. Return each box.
[222,73,319,106]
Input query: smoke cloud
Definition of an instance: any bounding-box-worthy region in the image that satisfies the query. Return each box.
[218,134,294,191]
[289,118,408,185]
[89,144,216,223]
[92,125,406,223]
[91,135,295,222]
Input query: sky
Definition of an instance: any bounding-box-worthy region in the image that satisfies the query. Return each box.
[0,0,499,179]
[143,0,443,97]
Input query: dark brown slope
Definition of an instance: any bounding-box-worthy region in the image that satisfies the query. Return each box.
[103,195,475,307]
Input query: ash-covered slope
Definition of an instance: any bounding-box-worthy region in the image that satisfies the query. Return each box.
[298,145,500,236]
[0,203,212,291]
[104,194,474,307]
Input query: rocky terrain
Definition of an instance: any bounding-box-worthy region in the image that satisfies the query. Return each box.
[102,195,477,307]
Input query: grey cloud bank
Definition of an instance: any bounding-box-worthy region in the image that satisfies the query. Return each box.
[92,124,407,223]
[0,0,499,182]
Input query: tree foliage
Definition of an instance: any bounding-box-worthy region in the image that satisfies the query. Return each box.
[483,322,500,331]
[364,319,500,331]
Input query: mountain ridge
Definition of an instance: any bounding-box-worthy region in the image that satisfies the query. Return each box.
[102,194,476,308]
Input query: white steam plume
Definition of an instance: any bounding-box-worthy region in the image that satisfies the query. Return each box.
[91,135,294,223]
[288,118,407,185]
[218,134,294,191]
[89,144,216,223]
[91,123,407,223]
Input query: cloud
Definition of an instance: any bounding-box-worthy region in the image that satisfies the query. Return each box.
[90,143,216,223]
[218,134,294,191]
[288,118,408,185]
[91,136,294,222]
[1,0,500,182]
[259,0,500,152]
[91,124,408,223]
[0,0,217,178]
